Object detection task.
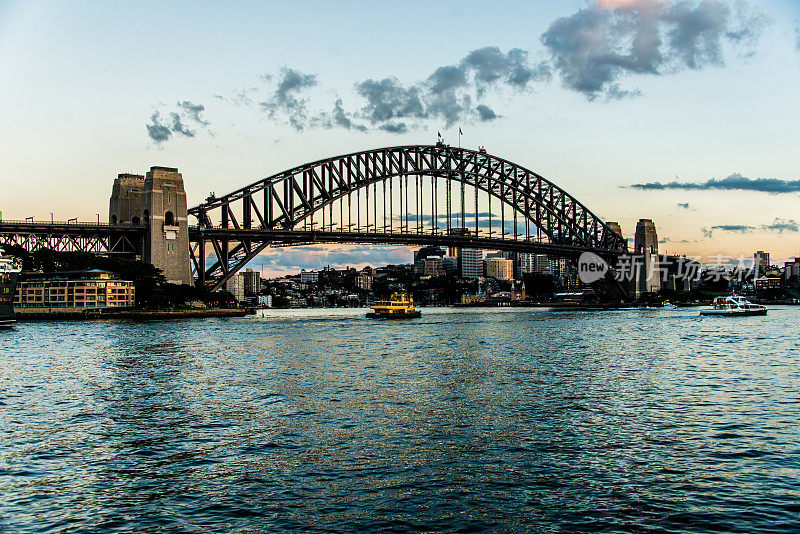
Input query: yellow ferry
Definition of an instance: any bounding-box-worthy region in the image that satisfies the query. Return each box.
[367,292,421,319]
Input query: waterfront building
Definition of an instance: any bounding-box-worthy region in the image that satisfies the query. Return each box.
[755,276,782,292]
[460,294,485,304]
[634,219,661,296]
[14,270,135,310]
[242,268,261,296]
[299,270,319,283]
[485,257,514,281]
[754,251,770,276]
[460,249,483,278]
[258,294,273,308]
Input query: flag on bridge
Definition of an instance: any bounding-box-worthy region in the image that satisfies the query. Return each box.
[459,127,463,135]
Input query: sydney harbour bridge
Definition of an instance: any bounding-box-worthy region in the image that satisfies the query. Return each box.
[0,144,627,291]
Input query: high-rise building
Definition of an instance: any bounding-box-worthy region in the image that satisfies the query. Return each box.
[485,257,514,280]
[226,273,246,302]
[242,268,261,296]
[460,249,483,278]
[754,251,770,276]
[634,218,661,296]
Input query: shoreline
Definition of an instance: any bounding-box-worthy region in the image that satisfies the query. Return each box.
[14,308,250,321]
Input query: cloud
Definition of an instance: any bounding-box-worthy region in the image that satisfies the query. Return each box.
[177,101,209,125]
[170,113,195,137]
[630,172,800,193]
[352,46,550,130]
[711,224,755,233]
[354,78,426,124]
[677,202,690,209]
[541,0,765,99]
[146,100,210,143]
[145,112,172,143]
[260,67,319,131]
[476,104,499,121]
[701,219,798,238]
[378,122,408,134]
[762,218,799,233]
[460,47,551,95]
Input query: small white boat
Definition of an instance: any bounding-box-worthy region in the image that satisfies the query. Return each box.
[700,295,767,317]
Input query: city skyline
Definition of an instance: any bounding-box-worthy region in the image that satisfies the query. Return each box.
[2,0,800,276]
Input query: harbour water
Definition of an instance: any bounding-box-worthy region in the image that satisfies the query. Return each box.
[2,307,799,532]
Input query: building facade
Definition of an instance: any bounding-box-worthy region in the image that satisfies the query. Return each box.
[242,268,261,296]
[785,257,800,282]
[14,270,135,309]
[754,251,770,276]
[460,248,483,278]
[225,272,246,302]
[634,218,661,296]
[485,258,514,280]
[300,270,319,283]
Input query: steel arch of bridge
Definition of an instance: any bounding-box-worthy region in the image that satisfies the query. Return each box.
[188,144,626,290]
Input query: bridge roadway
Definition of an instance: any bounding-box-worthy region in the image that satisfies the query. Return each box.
[192,227,618,258]
[0,220,144,255]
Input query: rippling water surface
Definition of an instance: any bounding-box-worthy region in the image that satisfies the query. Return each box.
[2,307,800,532]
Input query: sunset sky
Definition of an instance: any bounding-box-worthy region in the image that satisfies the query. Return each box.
[2,0,799,276]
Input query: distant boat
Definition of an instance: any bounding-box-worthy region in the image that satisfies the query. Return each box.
[0,249,21,327]
[700,295,767,317]
[367,292,421,319]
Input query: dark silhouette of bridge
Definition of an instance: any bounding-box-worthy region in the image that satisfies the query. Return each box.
[0,144,627,292]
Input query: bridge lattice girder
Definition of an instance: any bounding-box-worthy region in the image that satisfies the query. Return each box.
[189,145,626,291]
[0,221,143,255]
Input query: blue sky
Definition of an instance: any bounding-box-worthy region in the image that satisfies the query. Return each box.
[2,0,799,274]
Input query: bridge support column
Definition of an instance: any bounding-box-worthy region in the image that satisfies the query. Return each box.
[142,166,192,285]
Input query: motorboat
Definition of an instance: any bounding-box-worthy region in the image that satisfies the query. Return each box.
[700,295,767,317]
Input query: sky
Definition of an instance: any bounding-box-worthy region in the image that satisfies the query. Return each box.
[1,0,799,276]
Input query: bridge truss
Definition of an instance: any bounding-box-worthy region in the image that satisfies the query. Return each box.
[0,220,143,255]
[189,144,626,291]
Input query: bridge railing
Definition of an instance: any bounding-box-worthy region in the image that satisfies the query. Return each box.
[0,219,146,228]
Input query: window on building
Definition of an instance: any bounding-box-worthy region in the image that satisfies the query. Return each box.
[165,211,175,226]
